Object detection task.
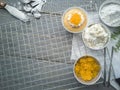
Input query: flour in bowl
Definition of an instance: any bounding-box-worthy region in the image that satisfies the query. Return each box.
[100,3,120,27]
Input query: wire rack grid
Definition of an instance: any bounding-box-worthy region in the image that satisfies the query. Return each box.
[0,0,109,90]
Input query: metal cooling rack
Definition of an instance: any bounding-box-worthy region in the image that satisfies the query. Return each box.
[0,0,114,90]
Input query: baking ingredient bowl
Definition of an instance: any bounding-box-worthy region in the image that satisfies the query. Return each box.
[99,0,120,27]
[82,23,111,50]
[73,55,102,85]
[62,7,88,33]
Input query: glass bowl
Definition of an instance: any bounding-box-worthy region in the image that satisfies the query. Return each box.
[73,55,102,85]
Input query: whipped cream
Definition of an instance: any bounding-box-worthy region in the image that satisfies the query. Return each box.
[83,24,109,49]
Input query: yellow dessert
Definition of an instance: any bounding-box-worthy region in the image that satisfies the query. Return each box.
[62,7,87,33]
[68,12,84,27]
[74,56,101,81]
[70,13,81,25]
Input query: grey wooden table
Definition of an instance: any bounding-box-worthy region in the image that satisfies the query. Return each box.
[0,0,118,90]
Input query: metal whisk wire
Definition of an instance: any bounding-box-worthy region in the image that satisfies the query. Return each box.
[107,46,114,87]
[103,47,107,86]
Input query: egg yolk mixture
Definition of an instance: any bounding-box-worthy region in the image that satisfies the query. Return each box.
[74,56,101,81]
[69,13,82,26]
